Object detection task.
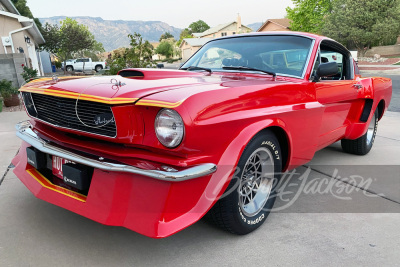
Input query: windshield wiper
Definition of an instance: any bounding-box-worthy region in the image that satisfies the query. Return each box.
[222,66,276,78]
[182,66,212,73]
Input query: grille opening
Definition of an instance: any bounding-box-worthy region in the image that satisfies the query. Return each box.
[24,92,117,138]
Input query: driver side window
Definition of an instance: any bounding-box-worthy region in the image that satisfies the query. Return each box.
[320,51,344,80]
[312,40,353,81]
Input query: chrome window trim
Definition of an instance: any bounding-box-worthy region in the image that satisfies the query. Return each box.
[309,48,321,82]
[301,39,316,79]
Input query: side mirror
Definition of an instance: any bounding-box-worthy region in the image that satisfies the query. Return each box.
[313,62,339,81]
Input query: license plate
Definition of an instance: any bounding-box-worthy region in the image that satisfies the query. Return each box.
[52,156,74,179]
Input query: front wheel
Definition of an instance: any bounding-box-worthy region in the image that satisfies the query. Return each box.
[341,109,378,155]
[66,66,73,72]
[207,131,282,235]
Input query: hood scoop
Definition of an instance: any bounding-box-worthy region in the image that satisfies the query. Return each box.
[118,68,204,80]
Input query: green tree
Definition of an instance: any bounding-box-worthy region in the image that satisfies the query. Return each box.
[11,0,42,29]
[40,23,60,53]
[188,20,210,33]
[106,33,154,75]
[323,0,400,53]
[75,40,105,61]
[155,41,174,58]
[177,28,193,46]
[41,18,96,73]
[176,20,210,46]
[286,0,332,34]
[159,32,174,42]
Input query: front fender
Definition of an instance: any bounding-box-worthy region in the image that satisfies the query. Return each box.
[156,118,291,237]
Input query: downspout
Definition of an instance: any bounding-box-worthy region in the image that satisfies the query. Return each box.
[9,20,34,53]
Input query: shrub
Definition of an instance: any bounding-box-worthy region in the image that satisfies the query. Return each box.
[0,79,18,99]
[54,61,62,69]
[21,65,38,82]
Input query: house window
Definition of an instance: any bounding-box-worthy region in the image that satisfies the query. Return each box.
[232,32,236,35]
[221,32,227,37]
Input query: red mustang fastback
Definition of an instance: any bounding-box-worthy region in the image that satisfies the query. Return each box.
[13,32,392,238]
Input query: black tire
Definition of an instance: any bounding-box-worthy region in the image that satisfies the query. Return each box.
[206,130,282,235]
[95,65,103,72]
[341,109,378,155]
[66,66,73,72]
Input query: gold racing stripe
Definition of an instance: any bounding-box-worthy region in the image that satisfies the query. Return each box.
[26,169,87,202]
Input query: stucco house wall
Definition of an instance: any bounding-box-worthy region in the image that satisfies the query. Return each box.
[180,40,201,61]
[0,0,46,87]
[202,23,250,38]
[0,15,36,57]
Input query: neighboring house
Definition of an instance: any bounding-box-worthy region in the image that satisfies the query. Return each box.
[193,15,252,39]
[181,15,252,61]
[179,38,212,62]
[257,18,292,32]
[0,0,45,87]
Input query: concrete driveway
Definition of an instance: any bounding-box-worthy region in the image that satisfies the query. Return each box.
[0,109,399,265]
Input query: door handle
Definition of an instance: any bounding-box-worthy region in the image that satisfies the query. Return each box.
[352,84,363,90]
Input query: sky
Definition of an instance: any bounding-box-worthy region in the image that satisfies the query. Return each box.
[26,0,294,28]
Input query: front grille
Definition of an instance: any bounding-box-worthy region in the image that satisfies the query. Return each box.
[24,92,117,137]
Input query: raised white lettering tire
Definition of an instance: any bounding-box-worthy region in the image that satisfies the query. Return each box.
[206,130,282,235]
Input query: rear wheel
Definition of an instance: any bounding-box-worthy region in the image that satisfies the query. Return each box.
[207,131,282,235]
[341,109,378,155]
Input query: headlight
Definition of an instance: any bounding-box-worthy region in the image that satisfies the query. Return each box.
[155,109,185,148]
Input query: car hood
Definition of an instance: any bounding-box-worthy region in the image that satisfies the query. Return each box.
[19,68,293,105]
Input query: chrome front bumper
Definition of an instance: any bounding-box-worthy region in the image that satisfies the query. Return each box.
[16,121,217,182]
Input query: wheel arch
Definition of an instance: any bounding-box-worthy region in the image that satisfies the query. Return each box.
[377,99,385,120]
[253,125,291,171]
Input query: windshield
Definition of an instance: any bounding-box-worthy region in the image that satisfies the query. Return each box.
[181,35,313,78]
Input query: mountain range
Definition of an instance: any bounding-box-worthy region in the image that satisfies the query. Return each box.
[39,17,263,51]
[39,16,182,51]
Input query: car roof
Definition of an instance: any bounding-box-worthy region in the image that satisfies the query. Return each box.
[211,31,329,42]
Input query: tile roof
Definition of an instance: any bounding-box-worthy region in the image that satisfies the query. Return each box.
[257,18,292,32]
[269,18,291,28]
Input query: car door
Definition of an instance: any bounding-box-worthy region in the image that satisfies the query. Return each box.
[313,50,361,149]
[82,58,90,71]
[74,59,84,71]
